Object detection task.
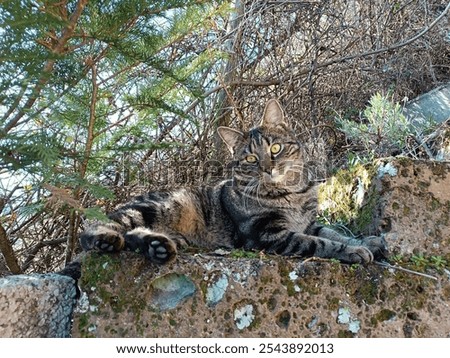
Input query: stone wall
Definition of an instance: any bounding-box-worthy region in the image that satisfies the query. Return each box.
[71,158,450,338]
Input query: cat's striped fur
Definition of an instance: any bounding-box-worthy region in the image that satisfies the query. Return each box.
[80,99,387,264]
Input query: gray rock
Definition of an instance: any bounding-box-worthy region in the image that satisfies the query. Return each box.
[404,82,450,125]
[0,273,77,337]
[149,273,196,311]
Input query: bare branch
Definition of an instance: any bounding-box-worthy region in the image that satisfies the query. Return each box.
[225,2,450,88]
[0,223,22,274]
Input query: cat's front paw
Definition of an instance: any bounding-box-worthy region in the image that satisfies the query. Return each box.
[361,235,388,261]
[125,228,177,264]
[80,223,125,252]
[146,236,177,264]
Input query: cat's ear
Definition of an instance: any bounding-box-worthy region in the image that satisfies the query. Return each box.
[217,127,244,155]
[259,99,288,128]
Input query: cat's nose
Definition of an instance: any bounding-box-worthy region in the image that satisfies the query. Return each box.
[262,167,272,174]
[260,158,273,174]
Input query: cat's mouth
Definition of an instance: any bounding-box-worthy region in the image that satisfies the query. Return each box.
[238,172,309,201]
[236,163,309,198]
[261,165,305,187]
[263,169,285,184]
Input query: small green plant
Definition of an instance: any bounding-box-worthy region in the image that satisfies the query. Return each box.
[230,249,260,259]
[390,254,404,263]
[349,263,360,272]
[408,254,448,272]
[410,254,429,269]
[429,256,448,271]
[336,92,412,156]
[329,258,341,265]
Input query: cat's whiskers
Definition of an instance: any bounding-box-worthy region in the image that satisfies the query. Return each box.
[255,181,266,207]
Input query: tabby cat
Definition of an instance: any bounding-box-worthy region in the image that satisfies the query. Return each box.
[80,99,387,264]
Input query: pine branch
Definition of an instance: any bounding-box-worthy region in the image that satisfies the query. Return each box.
[0,0,89,137]
[64,60,99,265]
[79,61,99,179]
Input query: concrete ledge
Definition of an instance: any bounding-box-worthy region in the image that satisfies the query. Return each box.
[72,251,450,338]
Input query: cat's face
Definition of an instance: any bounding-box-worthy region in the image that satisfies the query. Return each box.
[218,99,309,197]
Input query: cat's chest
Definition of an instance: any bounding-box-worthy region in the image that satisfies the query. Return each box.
[283,207,316,233]
[223,185,318,233]
[271,190,319,231]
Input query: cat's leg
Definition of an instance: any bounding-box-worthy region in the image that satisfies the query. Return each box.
[80,221,125,252]
[80,221,178,264]
[258,232,374,264]
[307,223,388,260]
[124,228,177,264]
[80,198,179,264]
[247,220,384,263]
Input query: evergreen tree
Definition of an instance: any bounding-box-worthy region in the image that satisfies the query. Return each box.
[0,0,230,272]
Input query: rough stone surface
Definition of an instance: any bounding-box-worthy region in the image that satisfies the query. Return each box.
[72,251,450,338]
[72,159,450,338]
[375,158,450,257]
[0,273,78,337]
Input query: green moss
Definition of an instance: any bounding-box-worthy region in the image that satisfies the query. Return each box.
[427,196,441,211]
[356,280,378,305]
[199,280,208,298]
[260,274,273,285]
[337,330,354,338]
[396,157,412,167]
[326,296,340,311]
[277,260,297,297]
[77,313,94,338]
[403,205,411,216]
[80,253,121,289]
[352,186,379,234]
[169,318,177,326]
[79,253,157,336]
[318,160,379,234]
[430,163,447,178]
[417,181,430,190]
[374,309,396,323]
[332,265,381,306]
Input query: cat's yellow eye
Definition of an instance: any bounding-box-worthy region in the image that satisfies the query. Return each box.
[270,143,282,154]
[246,155,257,163]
